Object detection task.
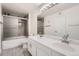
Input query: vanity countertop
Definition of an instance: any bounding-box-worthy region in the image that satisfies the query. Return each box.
[29,35,79,56]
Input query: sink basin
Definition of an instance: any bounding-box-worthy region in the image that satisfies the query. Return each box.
[52,42,75,52]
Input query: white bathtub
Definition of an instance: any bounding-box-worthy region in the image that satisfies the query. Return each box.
[2,36,28,49]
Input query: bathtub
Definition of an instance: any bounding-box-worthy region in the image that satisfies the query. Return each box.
[2,36,28,49]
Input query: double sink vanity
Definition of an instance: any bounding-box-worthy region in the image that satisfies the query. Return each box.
[28,35,79,56]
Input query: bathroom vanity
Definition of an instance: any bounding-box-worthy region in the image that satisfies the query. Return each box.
[28,35,79,56]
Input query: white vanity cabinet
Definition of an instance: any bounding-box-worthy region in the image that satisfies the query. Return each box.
[36,44,64,56]
[28,38,51,56]
[28,38,64,56]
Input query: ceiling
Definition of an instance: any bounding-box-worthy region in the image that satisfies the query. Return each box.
[2,3,43,16]
[2,3,79,17]
[39,3,79,17]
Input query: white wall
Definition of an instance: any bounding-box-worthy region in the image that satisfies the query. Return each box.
[28,10,39,36]
[44,5,79,40]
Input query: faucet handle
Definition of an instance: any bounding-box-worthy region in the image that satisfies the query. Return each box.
[63,34,69,40]
[65,34,69,38]
[62,34,69,44]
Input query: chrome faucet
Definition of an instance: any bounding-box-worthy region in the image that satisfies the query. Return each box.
[62,34,69,44]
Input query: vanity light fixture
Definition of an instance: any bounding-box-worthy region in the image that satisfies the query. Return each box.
[40,3,58,12]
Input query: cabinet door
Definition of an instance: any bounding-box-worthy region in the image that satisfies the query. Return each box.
[51,50,65,56]
[28,40,32,54]
[36,47,50,56]
[31,44,36,56]
[36,43,51,56]
[28,39,37,56]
